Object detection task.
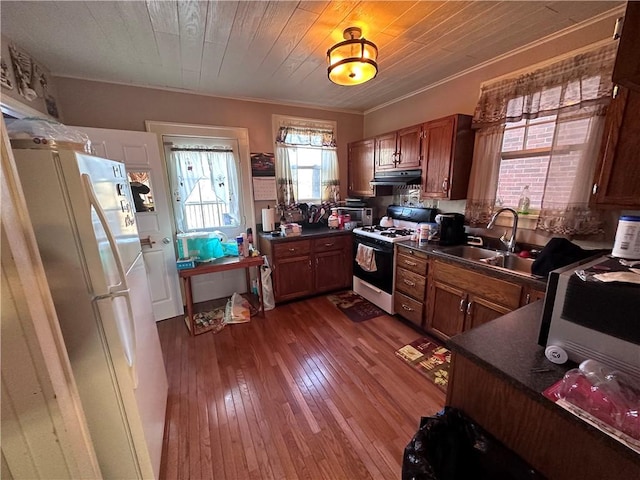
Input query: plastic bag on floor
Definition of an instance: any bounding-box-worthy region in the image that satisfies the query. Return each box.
[261,262,275,311]
[402,407,543,480]
[224,293,251,324]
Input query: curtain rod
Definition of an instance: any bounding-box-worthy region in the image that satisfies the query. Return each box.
[170,147,232,153]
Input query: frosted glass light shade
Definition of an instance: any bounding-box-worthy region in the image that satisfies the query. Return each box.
[327,27,378,86]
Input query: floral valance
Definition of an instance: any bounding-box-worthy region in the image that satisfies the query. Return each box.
[275,126,336,147]
[472,42,618,128]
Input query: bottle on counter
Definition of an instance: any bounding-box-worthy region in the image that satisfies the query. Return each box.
[236,235,244,257]
[328,208,339,229]
[517,185,530,214]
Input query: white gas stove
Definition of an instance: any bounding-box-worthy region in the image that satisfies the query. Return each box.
[352,224,417,243]
[352,206,438,314]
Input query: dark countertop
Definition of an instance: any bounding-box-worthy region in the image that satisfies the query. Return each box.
[447,301,640,463]
[397,239,547,290]
[257,226,353,243]
[447,301,567,394]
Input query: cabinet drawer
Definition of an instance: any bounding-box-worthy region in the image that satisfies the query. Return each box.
[313,235,350,253]
[396,250,428,275]
[273,240,311,259]
[432,260,522,310]
[394,292,423,326]
[395,267,426,300]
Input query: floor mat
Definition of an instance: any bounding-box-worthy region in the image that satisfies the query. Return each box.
[395,336,451,393]
[327,290,386,322]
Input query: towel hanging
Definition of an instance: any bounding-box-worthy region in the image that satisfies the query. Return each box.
[356,244,377,273]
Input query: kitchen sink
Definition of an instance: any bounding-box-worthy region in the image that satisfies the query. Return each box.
[435,245,538,278]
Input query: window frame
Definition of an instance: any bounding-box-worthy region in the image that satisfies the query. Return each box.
[496,111,594,220]
[272,114,337,205]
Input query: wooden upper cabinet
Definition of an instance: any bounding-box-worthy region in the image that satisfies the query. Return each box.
[374,125,421,172]
[374,132,398,171]
[421,114,474,200]
[395,125,421,169]
[348,138,375,197]
[592,86,640,207]
[612,1,640,92]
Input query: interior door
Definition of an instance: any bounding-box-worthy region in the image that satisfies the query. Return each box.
[73,126,183,321]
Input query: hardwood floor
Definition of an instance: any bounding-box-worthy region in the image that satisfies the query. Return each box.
[157,294,446,480]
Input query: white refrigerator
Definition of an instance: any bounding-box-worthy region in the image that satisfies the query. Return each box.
[12,145,168,479]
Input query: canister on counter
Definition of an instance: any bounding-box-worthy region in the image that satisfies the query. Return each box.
[612,215,640,259]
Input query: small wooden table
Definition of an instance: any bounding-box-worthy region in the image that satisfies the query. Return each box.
[179,256,265,335]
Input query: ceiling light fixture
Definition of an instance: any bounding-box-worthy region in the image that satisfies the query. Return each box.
[327,27,378,86]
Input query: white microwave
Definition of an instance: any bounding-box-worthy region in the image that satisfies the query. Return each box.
[538,255,640,381]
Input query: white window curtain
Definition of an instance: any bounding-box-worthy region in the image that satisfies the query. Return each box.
[465,42,617,236]
[168,148,240,232]
[275,124,339,204]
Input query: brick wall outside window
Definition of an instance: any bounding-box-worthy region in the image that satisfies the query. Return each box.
[497,116,591,209]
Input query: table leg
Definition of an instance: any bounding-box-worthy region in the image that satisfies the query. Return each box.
[184,277,194,335]
[244,267,251,293]
[257,264,264,317]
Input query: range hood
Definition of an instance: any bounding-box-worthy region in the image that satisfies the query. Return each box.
[370,169,422,186]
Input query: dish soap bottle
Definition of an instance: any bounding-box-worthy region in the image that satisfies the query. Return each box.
[517,185,530,214]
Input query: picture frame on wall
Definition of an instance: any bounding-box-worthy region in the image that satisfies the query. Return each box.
[250,152,275,177]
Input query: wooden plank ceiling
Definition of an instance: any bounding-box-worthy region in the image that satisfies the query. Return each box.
[0,1,623,113]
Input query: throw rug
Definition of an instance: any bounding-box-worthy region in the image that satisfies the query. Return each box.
[191,307,226,335]
[395,337,451,393]
[327,290,386,322]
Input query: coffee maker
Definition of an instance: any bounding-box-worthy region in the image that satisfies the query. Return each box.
[438,213,466,246]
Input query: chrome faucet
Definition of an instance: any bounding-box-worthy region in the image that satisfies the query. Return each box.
[487,207,519,253]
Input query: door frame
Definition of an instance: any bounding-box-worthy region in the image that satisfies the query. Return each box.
[146,121,257,303]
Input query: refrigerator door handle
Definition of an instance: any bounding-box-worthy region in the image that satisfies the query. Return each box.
[81,173,129,295]
[82,174,138,387]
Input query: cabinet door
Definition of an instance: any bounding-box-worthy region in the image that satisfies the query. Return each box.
[348,139,375,197]
[421,117,455,198]
[274,256,313,302]
[612,1,640,92]
[315,250,350,293]
[396,125,421,169]
[375,132,398,171]
[427,280,466,340]
[465,294,511,331]
[592,87,640,207]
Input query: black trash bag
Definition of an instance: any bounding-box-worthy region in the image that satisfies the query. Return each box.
[402,407,544,480]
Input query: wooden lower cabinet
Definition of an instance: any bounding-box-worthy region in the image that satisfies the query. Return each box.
[394,245,429,327]
[426,260,523,340]
[274,256,313,302]
[271,239,313,302]
[261,234,352,304]
[315,249,348,293]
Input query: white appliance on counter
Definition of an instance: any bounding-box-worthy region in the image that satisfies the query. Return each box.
[352,205,437,314]
[12,143,168,479]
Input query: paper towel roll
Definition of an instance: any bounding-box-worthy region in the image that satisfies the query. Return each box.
[262,208,275,232]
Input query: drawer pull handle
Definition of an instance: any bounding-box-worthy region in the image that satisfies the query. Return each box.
[324,243,334,247]
[525,293,531,304]
[288,248,296,252]
[466,301,473,315]
[402,304,413,311]
[403,279,416,286]
[459,298,466,312]
[404,260,418,266]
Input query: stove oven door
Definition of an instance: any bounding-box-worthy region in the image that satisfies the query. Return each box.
[353,234,394,294]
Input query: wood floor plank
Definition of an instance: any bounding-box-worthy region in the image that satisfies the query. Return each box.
[158,293,446,479]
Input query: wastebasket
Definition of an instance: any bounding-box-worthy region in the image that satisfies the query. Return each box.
[402,407,544,480]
